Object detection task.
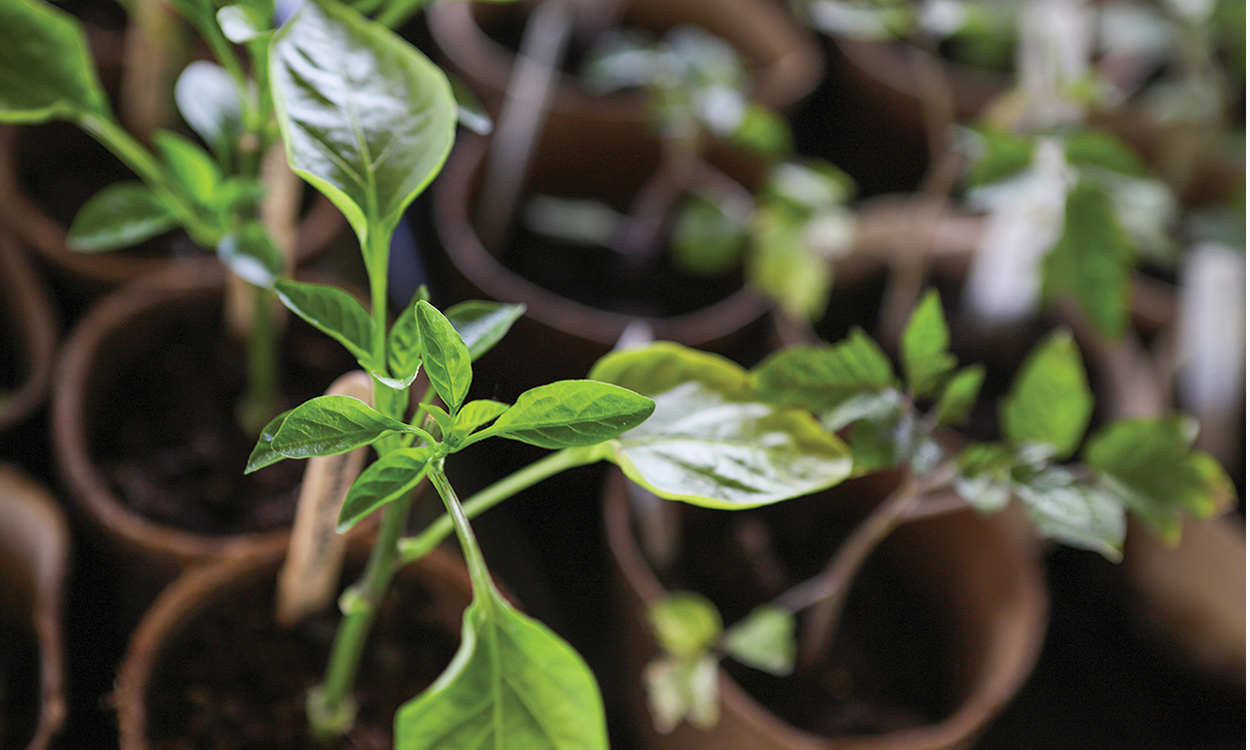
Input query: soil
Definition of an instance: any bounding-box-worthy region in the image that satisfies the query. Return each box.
[87,294,355,536]
[652,475,954,737]
[0,615,40,750]
[142,555,463,750]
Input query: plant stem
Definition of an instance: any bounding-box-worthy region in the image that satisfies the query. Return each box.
[398,445,602,564]
[236,282,281,434]
[429,461,495,597]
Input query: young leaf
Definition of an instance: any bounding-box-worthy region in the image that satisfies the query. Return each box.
[933,364,985,426]
[1042,181,1135,339]
[244,409,292,473]
[1084,415,1236,542]
[175,60,242,161]
[473,380,655,449]
[1014,466,1126,560]
[448,400,509,445]
[444,300,527,361]
[271,394,415,458]
[338,447,434,532]
[999,330,1092,460]
[395,586,609,750]
[274,279,375,365]
[747,204,833,321]
[644,653,720,733]
[66,182,177,252]
[900,289,957,398]
[386,298,422,389]
[217,222,284,288]
[152,129,222,209]
[217,3,271,42]
[416,300,472,414]
[648,592,723,659]
[722,605,795,677]
[0,0,111,122]
[269,0,456,242]
[749,331,896,411]
[953,442,1014,513]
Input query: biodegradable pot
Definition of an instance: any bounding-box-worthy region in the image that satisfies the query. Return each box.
[604,468,1048,750]
[0,463,71,750]
[428,130,773,398]
[51,259,356,575]
[116,536,473,750]
[0,227,58,434]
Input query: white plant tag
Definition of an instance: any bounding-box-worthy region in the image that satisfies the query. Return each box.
[276,370,374,626]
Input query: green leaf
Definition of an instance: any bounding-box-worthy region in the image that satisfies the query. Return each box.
[66,182,177,252]
[966,127,1034,187]
[999,330,1092,460]
[1015,466,1126,560]
[0,0,111,122]
[217,3,271,42]
[953,442,1014,513]
[643,653,719,733]
[749,331,895,411]
[174,61,242,163]
[747,204,834,321]
[609,380,851,509]
[1084,416,1236,543]
[445,301,527,361]
[244,410,292,473]
[152,129,223,209]
[269,0,456,244]
[589,342,753,402]
[416,300,472,414]
[338,446,433,531]
[933,364,984,426]
[274,279,375,365]
[474,380,656,449]
[1042,181,1135,339]
[722,605,794,677]
[449,399,509,443]
[217,222,284,288]
[900,289,957,398]
[386,295,423,389]
[395,586,609,750]
[671,193,748,276]
[271,394,415,458]
[647,592,723,659]
[1064,129,1148,177]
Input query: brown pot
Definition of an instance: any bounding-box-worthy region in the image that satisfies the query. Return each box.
[604,468,1048,750]
[428,130,773,397]
[116,536,473,750]
[0,463,72,750]
[0,227,58,434]
[51,259,356,576]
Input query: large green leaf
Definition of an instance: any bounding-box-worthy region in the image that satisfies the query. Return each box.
[416,300,472,414]
[274,279,375,365]
[749,331,895,411]
[395,585,609,750]
[999,330,1092,460]
[1084,415,1236,542]
[473,381,655,449]
[608,380,851,509]
[900,289,956,398]
[66,182,177,252]
[337,446,433,531]
[269,394,415,458]
[0,0,111,122]
[588,342,752,402]
[445,301,527,361]
[269,0,456,243]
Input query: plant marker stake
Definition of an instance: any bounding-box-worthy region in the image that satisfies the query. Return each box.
[276,370,374,626]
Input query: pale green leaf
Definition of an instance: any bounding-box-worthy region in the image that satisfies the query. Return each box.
[152,129,222,208]
[174,61,242,162]
[722,605,794,677]
[933,364,985,426]
[900,289,956,398]
[643,654,720,733]
[387,296,422,388]
[1000,330,1092,460]
[217,222,284,288]
[589,342,753,402]
[1015,466,1126,560]
[445,301,526,361]
[749,331,896,411]
[647,592,722,659]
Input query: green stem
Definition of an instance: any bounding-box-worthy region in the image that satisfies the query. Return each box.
[237,282,281,434]
[429,461,494,596]
[397,445,604,564]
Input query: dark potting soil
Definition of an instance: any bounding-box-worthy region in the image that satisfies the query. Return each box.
[89,296,355,536]
[0,615,40,750]
[499,224,745,319]
[143,561,461,750]
[659,482,954,737]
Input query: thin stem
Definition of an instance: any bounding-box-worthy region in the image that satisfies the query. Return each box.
[236,283,281,434]
[429,461,494,596]
[398,445,603,564]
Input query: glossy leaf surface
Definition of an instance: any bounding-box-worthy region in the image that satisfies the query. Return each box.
[270,394,414,458]
[338,447,433,531]
[274,279,375,365]
[66,182,177,252]
[244,410,291,472]
[416,300,472,414]
[0,0,110,122]
[445,301,527,361]
[476,381,655,449]
[1015,466,1126,559]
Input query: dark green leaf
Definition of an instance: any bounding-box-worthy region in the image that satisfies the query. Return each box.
[269,0,456,242]
[271,394,415,458]
[671,193,748,276]
[0,0,111,122]
[338,447,433,531]
[415,300,472,414]
[244,410,292,473]
[395,586,609,750]
[1000,330,1092,460]
[444,300,526,361]
[274,279,375,365]
[1084,415,1236,543]
[66,181,177,252]
[933,364,985,426]
[217,222,284,288]
[900,289,956,398]
[1042,181,1135,339]
[1015,466,1125,560]
[749,331,895,411]
[1064,129,1148,177]
[475,380,655,449]
[722,605,794,677]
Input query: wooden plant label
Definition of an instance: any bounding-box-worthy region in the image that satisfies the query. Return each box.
[276,370,373,626]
